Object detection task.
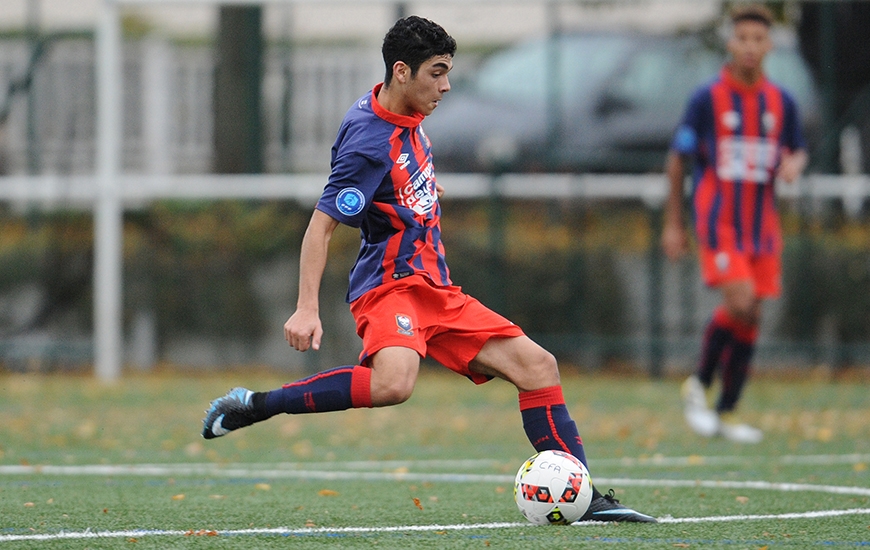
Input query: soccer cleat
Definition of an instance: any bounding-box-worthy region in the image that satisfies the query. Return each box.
[681,375,719,437]
[576,489,657,523]
[202,387,257,440]
[718,413,763,444]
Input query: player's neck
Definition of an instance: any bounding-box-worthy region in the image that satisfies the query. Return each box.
[727,63,764,87]
[376,83,416,117]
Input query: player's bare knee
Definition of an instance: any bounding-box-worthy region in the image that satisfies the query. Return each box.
[373,381,414,406]
[516,349,560,390]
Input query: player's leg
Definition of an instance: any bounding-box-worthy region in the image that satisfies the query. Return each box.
[468,335,588,462]
[468,336,656,523]
[684,249,752,437]
[201,347,419,439]
[716,280,760,414]
[711,253,780,444]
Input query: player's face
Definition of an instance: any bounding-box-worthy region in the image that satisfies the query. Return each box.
[406,54,452,116]
[727,20,772,74]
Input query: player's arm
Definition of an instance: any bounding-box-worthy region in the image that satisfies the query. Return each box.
[662,150,689,261]
[777,93,809,184]
[284,208,340,352]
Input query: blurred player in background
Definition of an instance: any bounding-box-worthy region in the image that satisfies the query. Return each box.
[663,4,807,443]
[202,15,655,522]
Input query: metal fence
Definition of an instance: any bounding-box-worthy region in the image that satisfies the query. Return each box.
[0,35,381,176]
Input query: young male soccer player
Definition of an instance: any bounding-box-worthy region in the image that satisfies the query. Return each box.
[663,5,807,443]
[203,15,655,523]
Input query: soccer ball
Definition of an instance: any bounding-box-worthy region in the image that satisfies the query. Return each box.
[513,450,593,525]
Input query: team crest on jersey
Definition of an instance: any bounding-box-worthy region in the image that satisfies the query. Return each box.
[336,187,365,216]
[395,314,414,336]
[722,111,740,130]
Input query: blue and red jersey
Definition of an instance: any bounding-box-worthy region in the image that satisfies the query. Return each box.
[316,82,450,302]
[671,67,805,255]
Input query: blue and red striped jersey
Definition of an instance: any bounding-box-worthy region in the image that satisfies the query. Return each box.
[670,67,805,254]
[316,83,451,302]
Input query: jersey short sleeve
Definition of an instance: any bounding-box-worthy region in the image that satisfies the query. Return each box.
[780,90,806,152]
[316,152,388,228]
[671,86,711,155]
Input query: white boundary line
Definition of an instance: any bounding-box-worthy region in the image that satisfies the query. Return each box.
[2,463,869,497]
[2,509,870,543]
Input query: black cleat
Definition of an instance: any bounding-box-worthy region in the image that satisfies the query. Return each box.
[576,489,657,523]
[202,387,258,439]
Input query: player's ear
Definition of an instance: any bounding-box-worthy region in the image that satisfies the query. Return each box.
[392,61,410,84]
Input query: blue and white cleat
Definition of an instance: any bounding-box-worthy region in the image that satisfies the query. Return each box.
[576,489,658,523]
[202,387,257,440]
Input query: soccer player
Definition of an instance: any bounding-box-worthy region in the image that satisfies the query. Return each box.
[202,16,655,523]
[663,5,808,443]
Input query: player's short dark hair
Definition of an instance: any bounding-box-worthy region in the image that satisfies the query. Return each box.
[730,4,774,27]
[381,16,456,87]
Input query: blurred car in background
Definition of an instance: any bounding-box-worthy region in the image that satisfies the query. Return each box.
[424,30,820,173]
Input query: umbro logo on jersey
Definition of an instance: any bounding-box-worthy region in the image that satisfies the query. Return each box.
[396,153,411,171]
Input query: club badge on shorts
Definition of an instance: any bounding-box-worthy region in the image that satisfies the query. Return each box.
[395,314,414,336]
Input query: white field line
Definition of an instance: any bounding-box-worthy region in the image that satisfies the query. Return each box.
[2,509,870,543]
[593,453,870,467]
[2,463,869,497]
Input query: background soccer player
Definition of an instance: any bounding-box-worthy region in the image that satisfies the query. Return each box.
[662,4,808,443]
[202,16,655,523]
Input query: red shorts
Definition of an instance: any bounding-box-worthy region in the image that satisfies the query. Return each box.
[699,247,781,298]
[349,275,525,384]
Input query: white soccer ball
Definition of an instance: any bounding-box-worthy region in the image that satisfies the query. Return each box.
[513,450,593,525]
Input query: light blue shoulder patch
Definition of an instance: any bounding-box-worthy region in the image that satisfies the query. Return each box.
[673,125,697,153]
[336,187,366,216]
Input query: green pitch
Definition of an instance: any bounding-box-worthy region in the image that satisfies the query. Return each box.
[0,368,867,549]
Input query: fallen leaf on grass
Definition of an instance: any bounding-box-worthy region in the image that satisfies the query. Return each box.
[255,483,271,491]
[673,544,690,548]
[305,520,316,527]
[413,497,423,510]
[318,489,339,497]
[23,502,34,508]
[735,496,749,504]
[171,494,185,501]
[184,530,218,537]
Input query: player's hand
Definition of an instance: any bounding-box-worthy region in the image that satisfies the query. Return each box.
[435,182,445,199]
[661,221,688,261]
[284,308,324,352]
[777,148,808,184]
